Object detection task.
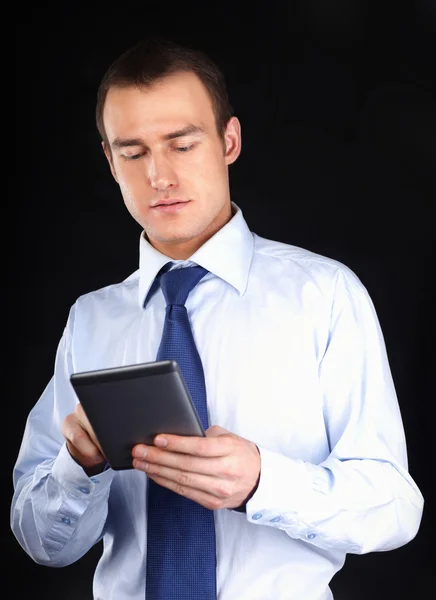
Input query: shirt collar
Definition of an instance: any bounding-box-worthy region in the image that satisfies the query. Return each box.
[138,201,253,308]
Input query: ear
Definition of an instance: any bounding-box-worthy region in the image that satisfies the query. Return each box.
[102,141,119,183]
[223,116,242,166]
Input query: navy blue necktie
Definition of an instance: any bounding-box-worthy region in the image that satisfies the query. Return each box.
[146,264,217,600]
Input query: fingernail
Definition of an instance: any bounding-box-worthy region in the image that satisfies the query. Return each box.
[155,436,168,447]
[133,448,147,459]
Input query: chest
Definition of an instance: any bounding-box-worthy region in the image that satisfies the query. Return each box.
[73,286,330,462]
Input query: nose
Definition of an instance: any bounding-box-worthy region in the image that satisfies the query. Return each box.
[147,153,178,191]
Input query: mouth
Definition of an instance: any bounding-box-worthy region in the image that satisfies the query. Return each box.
[151,200,191,213]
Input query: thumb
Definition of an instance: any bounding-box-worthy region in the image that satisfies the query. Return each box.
[205,425,229,437]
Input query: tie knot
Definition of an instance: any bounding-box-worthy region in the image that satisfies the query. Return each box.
[159,265,208,306]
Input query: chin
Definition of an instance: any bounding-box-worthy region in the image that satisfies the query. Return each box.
[149,228,196,243]
[153,219,201,237]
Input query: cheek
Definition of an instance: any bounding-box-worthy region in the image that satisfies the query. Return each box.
[116,179,145,219]
[115,165,147,200]
[194,163,228,197]
[117,178,134,202]
[187,151,226,188]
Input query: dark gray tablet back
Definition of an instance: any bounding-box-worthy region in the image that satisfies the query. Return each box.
[70,360,205,470]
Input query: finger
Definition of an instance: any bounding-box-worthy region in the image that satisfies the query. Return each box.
[62,413,105,465]
[144,472,227,511]
[151,432,232,457]
[75,403,104,455]
[135,461,229,498]
[205,425,229,437]
[132,446,225,476]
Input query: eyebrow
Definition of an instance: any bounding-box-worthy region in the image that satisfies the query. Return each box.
[111,124,206,150]
[164,124,205,140]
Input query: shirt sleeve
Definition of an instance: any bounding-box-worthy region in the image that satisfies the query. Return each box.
[245,265,424,554]
[10,303,116,566]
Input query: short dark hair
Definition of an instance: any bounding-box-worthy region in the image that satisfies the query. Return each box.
[96,38,234,146]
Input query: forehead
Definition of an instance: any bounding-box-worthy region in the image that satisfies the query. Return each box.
[103,72,215,141]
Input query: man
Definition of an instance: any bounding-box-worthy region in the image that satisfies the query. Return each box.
[11,38,424,600]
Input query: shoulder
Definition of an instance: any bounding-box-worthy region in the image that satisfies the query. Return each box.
[70,269,140,320]
[252,233,365,291]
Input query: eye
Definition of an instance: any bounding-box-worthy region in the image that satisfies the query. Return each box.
[174,144,195,153]
[124,152,144,161]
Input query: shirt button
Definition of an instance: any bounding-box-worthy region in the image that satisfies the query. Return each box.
[307,533,316,540]
[78,486,90,494]
[270,516,282,523]
[62,517,71,525]
[90,477,100,484]
[252,512,263,520]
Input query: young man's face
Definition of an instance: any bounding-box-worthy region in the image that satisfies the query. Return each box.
[102,71,241,259]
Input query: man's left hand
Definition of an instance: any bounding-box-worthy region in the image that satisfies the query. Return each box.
[132,425,260,510]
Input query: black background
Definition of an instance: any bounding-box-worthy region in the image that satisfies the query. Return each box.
[12,1,435,598]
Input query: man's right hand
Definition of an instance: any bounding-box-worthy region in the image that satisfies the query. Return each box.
[62,403,107,472]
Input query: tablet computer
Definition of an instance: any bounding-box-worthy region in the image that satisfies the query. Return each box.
[70,360,205,470]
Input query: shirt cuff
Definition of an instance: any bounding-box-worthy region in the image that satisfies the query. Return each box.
[245,444,316,525]
[51,443,115,496]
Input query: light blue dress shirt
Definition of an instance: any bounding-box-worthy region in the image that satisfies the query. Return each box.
[11,202,424,600]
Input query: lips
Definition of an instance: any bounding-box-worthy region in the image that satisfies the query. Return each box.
[152,199,188,207]
[151,200,191,213]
